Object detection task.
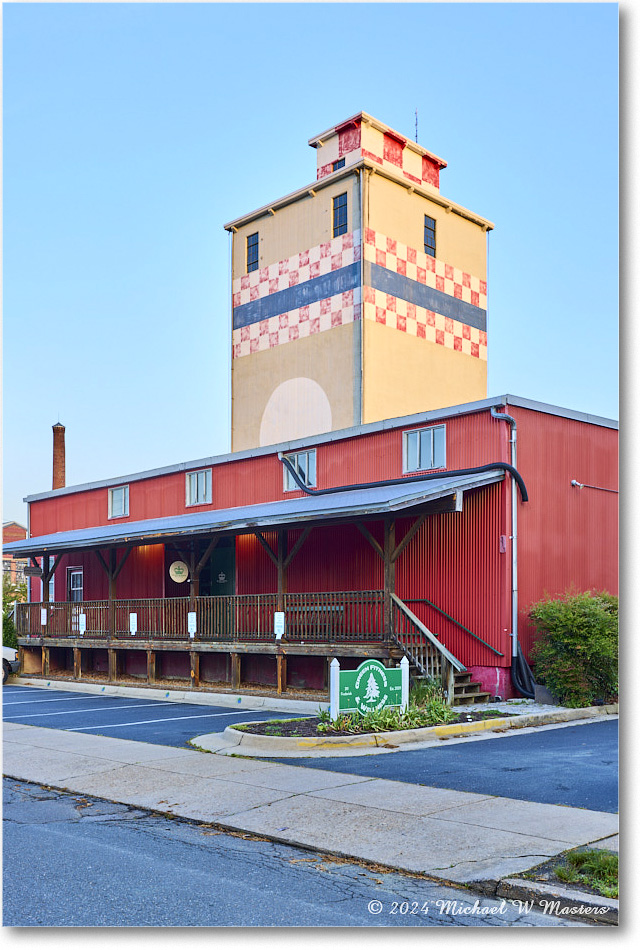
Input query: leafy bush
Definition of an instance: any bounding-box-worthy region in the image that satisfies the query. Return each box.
[529,591,618,708]
[317,696,457,734]
[3,614,18,650]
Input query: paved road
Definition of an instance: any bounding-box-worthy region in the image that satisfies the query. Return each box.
[272,720,619,813]
[1,684,296,748]
[2,778,587,928]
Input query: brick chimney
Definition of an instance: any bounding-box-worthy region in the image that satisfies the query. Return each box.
[52,423,66,490]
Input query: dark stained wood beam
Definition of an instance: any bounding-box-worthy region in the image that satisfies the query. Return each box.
[254,531,279,567]
[391,515,427,564]
[283,526,312,570]
[356,522,384,561]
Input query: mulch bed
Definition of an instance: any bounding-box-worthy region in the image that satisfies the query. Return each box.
[235,709,516,738]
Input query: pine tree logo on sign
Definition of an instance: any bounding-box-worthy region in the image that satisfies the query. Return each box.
[338,659,403,714]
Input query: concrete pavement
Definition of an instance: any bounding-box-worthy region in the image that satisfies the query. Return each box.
[3,717,618,920]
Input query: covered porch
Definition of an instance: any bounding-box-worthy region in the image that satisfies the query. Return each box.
[11,470,505,698]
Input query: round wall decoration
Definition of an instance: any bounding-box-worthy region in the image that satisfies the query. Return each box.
[169,560,189,583]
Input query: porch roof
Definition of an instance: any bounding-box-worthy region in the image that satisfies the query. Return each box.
[5,470,504,558]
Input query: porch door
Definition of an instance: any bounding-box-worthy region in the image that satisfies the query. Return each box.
[205,539,235,597]
[68,569,83,633]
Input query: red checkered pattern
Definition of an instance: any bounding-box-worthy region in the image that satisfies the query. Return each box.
[233,230,361,307]
[364,230,487,309]
[233,288,361,359]
[363,287,487,361]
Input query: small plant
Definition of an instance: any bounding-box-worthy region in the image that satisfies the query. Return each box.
[554,849,618,899]
[316,699,457,735]
[3,614,18,651]
[529,590,618,708]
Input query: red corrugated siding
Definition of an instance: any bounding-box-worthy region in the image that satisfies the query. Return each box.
[510,406,618,659]
[28,408,509,536]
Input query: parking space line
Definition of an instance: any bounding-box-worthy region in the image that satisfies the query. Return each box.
[68,709,260,731]
[3,695,134,707]
[5,702,187,720]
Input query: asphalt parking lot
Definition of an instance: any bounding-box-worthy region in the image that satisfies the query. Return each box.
[1,684,297,748]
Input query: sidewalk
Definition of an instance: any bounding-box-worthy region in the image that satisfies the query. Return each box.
[3,719,618,921]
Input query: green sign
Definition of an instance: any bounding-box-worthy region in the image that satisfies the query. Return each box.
[339,659,403,714]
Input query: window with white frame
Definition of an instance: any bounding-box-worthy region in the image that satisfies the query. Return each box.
[67,568,84,603]
[403,425,446,473]
[108,485,129,519]
[186,468,212,506]
[283,450,317,491]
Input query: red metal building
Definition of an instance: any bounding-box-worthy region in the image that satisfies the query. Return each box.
[6,394,618,701]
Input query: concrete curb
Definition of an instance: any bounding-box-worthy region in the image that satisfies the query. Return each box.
[476,877,618,926]
[207,703,618,754]
[12,677,327,715]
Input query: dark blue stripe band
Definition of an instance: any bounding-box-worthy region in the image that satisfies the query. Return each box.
[233,262,361,329]
[364,261,487,332]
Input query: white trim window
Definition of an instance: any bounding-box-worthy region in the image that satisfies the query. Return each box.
[403,425,446,473]
[67,568,84,603]
[186,468,212,507]
[284,450,317,491]
[108,485,129,519]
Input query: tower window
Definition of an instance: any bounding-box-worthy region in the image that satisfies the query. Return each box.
[332,158,345,172]
[333,193,348,238]
[247,232,259,273]
[424,215,436,258]
[403,425,446,473]
[283,450,317,491]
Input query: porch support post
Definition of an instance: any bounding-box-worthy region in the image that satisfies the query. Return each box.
[190,651,200,689]
[96,547,133,640]
[276,653,286,695]
[42,646,49,677]
[73,647,81,680]
[147,649,156,684]
[40,554,63,604]
[108,649,117,682]
[277,530,287,612]
[383,518,396,638]
[231,653,241,689]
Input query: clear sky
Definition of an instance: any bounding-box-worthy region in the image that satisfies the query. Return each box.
[2,1,619,526]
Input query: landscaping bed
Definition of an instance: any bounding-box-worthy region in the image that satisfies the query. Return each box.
[233,708,517,738]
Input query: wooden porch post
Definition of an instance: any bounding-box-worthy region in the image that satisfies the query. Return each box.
[383,518,396,638]
[190,651,200,688]
[231,653,241,689]
[73,647,81,680]
[147,649,156,684]
[276,653,287,695]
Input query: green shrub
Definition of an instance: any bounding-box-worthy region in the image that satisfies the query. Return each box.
[529,591,618,707]
[316,698,457,734]
[3,614,18,650]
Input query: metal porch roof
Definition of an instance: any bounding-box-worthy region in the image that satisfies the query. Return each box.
[4,470,504,558]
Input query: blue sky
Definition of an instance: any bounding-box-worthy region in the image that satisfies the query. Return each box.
[3,2,619,525]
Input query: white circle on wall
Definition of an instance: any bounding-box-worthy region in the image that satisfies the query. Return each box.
[259,378,332,446]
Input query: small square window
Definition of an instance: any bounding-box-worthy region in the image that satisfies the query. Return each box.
[403,425,446,473]
[186,468,212,506]
[332,158,345,171]
[247,232,259,273]
[333,193,348,238]
[424,215,436,258]
[108,485,129,519]
[284,450,317,491]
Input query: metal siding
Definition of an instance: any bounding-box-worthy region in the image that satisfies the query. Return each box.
[510,407,618,659]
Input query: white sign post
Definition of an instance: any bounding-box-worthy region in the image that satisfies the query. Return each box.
[274,611,285,640]
[330,658,340,720]
[129,613,137,636]
[40,608,47,627]
[400,656,410,713]
[78,614,87,637]
[188,611,197,639]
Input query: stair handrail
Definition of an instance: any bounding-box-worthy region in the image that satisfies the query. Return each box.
[404,598,504,657]
[390,594,466,673]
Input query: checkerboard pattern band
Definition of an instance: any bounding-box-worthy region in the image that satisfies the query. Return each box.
[233,231,361,309]
[363,229,487,310]
[232,288,361,359]
[363,287,487,360]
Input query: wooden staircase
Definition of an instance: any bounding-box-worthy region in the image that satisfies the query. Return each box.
[452,670,492,705]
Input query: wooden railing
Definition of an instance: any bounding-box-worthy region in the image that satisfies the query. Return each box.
[16,591,386,644]
[390,593,466,701]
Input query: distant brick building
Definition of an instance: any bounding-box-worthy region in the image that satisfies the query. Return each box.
[3,522,28,586]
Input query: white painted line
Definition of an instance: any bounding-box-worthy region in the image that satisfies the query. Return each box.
[67,710,260,731]
[5,702,186,720]
[3,695,126,707]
